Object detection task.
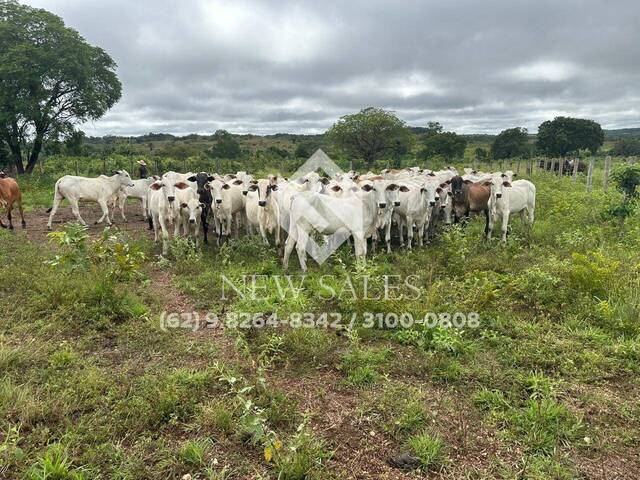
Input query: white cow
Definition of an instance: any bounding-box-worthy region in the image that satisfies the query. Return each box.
[47,170,134,230]
[487,178,536,242]
[245,177,281,246]
[209,178,246,241]
[147,177,193,255]
[175,187,203,246]
[110,176,159,222]
[394,180,438,249]
[283,183,385,271]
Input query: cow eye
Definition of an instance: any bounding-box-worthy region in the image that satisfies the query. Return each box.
[180,203,187,208]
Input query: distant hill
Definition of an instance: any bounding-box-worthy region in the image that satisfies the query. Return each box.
[604,128,640,140]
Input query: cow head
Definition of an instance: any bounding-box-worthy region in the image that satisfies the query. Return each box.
[113,170,135,188]
[189,172,215,196]
[180,198,203,224]
[249,179,277,207]
[450,176,465,200]
[161,171,192,203]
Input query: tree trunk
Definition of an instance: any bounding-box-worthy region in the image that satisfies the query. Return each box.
[8,142,24,174]
[25,135,43,174]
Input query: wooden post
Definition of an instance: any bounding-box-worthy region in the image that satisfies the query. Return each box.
[572,157,579,181]
[586,158,595,191]
[154,158,160,176]
[516,159,521,175]
[558,158,564,177]
[603,155,612,192]
[75,158,79,176]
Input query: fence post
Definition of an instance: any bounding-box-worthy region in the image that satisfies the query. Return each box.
[586,158,595,191]
[572,157,579,181]
[516,159,521,175]
[75,158,79,176]
[558,158,564,177]
[603,155,612,192]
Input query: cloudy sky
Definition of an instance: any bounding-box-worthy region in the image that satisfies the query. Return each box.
[23,0,640,136]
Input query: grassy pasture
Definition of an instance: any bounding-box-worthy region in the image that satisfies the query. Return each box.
[1,165,639,479]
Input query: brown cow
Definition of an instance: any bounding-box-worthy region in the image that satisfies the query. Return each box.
[0,175,26,229]
[449,175,491,236]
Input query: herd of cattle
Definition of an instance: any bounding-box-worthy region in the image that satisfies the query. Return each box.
[28,166,536,270]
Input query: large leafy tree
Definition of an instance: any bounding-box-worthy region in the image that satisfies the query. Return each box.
[0,1,121,173]
[536,117,603,157]
[327,107,412,168]
[491,127,530,159]
[420,123,467,160]
[209,129,241,159]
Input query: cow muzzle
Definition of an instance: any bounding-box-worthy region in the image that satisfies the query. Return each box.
[496,193,502,199]
[394,201,401,207]
[215,199,222,204]
[258,200,266,207]
[168,196,175,202]
[429,201,436,206]
[242,191,248,196]
[189,218,196,224]
[378,203,387,209]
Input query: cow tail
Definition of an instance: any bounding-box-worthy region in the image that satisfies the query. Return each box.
[46,180,64,213]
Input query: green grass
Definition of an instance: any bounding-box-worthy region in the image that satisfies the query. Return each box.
[1,163,640,477]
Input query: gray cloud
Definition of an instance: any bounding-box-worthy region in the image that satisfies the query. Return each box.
[24,0,640,135]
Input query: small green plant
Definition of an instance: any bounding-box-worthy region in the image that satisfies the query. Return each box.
[407,432,447,470]
[28,444,87,480]
[273,418,331,480]
[45,223,89,271]
[92,231,147,280]
[180,439,211,467]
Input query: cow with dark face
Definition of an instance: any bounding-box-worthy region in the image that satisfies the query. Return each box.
[449,175,492,237]
[187,172,215,244]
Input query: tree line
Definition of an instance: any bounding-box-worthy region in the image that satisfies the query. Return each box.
[0,0,625,174]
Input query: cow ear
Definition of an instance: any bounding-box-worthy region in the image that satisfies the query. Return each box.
[270,184,278,191]
[399,185,410,192]
[386,183,398,191]
[445,179,451,184]
[500,173,506,178]
[436,187,443,194]
[222,183,231,190]
[248,184,258,191]
[250,180,258,185]
[207,175,215,182]
[331,185,342,192]
[187,175,197,182]
[204,183,211,190]
[320,177,330,185]
[150,182,162,190]
[175,182,189,190]
[361,184,373,192]
[228,174,236,179]
[463,179,473,185]
[503,181,512,187]
[512,173,518,178]
[482,181,493,187]
[232,179,243,185]
[180,203,188,208]
[428,172,436,176]
[447,190,453,196]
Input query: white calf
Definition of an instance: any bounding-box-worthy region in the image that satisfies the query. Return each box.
[488,179,536,242]
[283,184,384,271]
[245,178,280,246]
[47,170,134,230]
[110,176,159,222]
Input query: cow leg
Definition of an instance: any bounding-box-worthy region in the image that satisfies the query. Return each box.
[500,212,509,242]
[141,197,148,220]
[68,198,87,226]
[398,219,405,247]
[487,211,495,240]
[119,196,127,222]
[6,200,13,229]
[201,210,209,245]
[96,199,111,226]
[295,229,309,272]
[283,226,297,270]
[47,194,64,230]
[159,215,170,255]
[416,221,425,247]
[385,220,392,253]
[259,218,269,246]
[354,233,366,267]
[17,200,25,228]
[152,213,159,242]
[173,213,181,237]
[406,217,414,250]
